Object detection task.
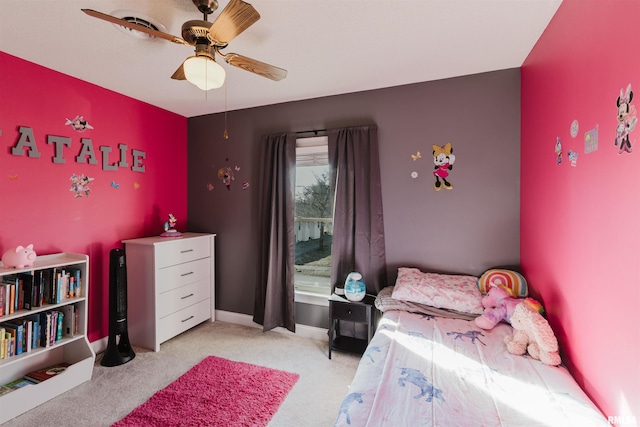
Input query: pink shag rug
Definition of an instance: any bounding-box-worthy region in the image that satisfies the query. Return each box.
[112,356,299,427]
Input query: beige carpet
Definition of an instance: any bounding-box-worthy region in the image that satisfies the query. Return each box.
[4,321,361,427]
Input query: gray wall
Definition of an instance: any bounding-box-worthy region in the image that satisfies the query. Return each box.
[187,69,521,325]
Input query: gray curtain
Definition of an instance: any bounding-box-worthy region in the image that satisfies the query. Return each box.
[328,125,387,295]
[254,132,296,332]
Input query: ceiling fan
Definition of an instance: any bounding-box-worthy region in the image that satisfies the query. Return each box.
[82,0,287,90]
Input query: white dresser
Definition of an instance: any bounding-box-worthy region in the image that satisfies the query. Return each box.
[122,233,215,352]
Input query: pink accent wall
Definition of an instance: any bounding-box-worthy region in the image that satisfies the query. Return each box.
[0,52,188,342]
[521,1,639,420]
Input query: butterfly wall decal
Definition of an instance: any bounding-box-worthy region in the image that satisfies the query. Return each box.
[110,181,120,189]
[411,151,422,161]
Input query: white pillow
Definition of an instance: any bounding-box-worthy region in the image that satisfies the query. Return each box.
[391,267,484,315]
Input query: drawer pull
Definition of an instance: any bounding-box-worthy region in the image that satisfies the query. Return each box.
[181,315,194,323]
[181,293,195,300]
[180,271,194,277]
[347,310,352,315]
[180,249,194,254]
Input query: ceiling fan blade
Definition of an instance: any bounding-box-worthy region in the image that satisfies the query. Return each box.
[221,52,287,81]
[208,0,260,45]
[171,63,187,81]
[81,9,189,45]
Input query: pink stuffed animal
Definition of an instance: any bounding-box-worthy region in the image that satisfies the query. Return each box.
[1,244,37,268]
[474,285,520,330]
[505,302,561,366]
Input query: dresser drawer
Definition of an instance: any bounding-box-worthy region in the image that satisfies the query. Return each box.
[156,257,210,293]
[157,279,210,318]
[157,299,211,344]
[331,301,368,323]
[155,236,211,268]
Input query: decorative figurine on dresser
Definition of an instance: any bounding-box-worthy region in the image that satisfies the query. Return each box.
[122,233,216,352]
[160,213,182,238]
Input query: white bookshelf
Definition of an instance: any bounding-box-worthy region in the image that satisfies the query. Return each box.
[0,253,95,424]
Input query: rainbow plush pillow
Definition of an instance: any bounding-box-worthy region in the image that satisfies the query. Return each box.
[477,269,528,297]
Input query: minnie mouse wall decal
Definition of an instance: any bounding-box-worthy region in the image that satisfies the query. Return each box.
[432,143,455,191]
[615,84,637,155]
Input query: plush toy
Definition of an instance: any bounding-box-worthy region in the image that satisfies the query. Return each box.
[505,302,561,366]
[474,285,521,330]
[1,244,37,268]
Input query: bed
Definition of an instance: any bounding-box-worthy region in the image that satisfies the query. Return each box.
[334,275,609,427]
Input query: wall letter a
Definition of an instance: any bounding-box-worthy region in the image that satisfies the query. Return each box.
[11,126,41,158]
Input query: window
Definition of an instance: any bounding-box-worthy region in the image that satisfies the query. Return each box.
[294,136,333,295]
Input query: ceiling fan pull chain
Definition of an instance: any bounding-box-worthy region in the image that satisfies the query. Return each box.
[223,82,229,140]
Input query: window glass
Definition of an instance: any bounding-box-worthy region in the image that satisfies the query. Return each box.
[295,137,332,295]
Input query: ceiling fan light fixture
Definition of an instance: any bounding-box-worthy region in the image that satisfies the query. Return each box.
[183,56,226,90]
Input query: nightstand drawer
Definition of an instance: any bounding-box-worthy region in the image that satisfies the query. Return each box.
[155,236,211,268]
[331,302,368,323]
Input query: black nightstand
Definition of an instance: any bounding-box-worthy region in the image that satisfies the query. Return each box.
[328,294,376,359]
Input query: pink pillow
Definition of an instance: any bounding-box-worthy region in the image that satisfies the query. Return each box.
[391,267,484,315]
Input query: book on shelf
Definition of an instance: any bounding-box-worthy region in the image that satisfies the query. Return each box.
[2,328,14,358]
[32,270,43,308]
[3,378,37,390]
[20,272,35,310]
[61,305,76,338]
[39,311,51,348]
[5,281,15,315]
[24,362,71,383]
[0,386,11,396]
[9,319,32,353]
[24,314,40,350]
[56,310,63,341]
[72,268,82,298]
[22,318,33,353]
[41,268,54,305]
[8,333,15,357]
[18,277,23,311]
[1,322,23,355]
[36,310,64,348]
[53,268,62,304]
[0,267,82,315]
[0,284,6,317]
[0,327,5,359]
[1,276,21,313]
[50,312,57,346]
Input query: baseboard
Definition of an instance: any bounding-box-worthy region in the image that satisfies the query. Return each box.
[91,312,328,353]
[214,310,329,341]
[91,336,108,355]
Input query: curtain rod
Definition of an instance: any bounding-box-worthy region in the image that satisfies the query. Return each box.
[295,128,327,135]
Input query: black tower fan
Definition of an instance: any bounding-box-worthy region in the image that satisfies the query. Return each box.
[101,248,135,366]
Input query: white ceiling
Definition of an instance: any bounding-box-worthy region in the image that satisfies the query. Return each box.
[0,0,562,118]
